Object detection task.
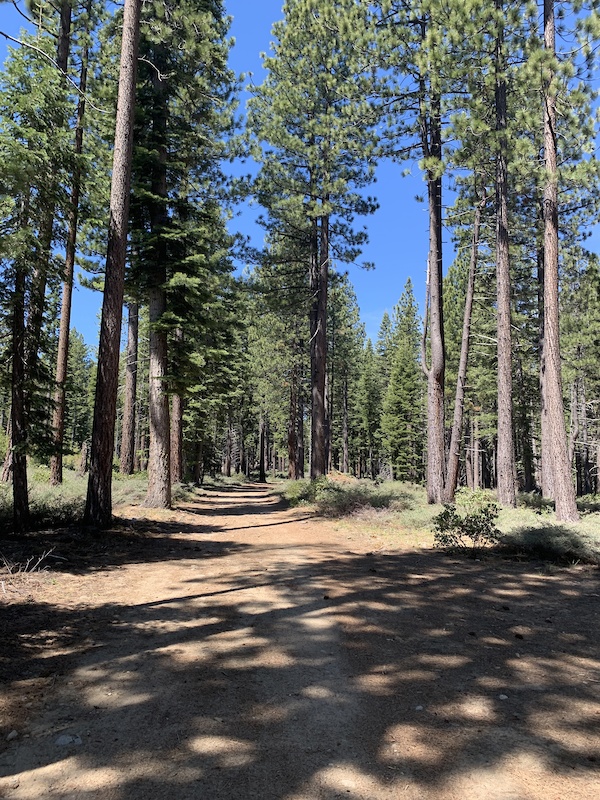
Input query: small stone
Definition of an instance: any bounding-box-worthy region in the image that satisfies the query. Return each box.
[6,730,18,741]
[55,734,82,747]
[499,694,509,701]
[415,705,424,711]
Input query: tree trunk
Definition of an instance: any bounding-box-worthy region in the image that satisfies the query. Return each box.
[259,416,267,483]
[193,441,204,486]
[170,391,184,484]
[495,6,517,508]
[75,439,88,476]
[288,360,299,479]
[223,417,233,478]
[143,49,171,509]
[170,327,184,485]
[144,288,171,507]
[297,378,305,478]
[1,419,12,484]
[538,248,552,497]
[342,375,349,473]
[420,87,445,504]
[84,0,142,527]
[581,381,592,495]
[443,192,483,502]
[310,215,329,478]
[473,415,480,490]
[50,10,89,485]
[26,2,73,391]
[466,418,474,490]
[541,0,578,521]
[11,240,29,532]
[119,302,139,474]
[568,380,579,471]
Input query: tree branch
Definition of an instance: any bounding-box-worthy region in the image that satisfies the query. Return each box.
[0,30,109,114]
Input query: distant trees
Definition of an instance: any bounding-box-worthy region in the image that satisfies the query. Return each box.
[1,0,599,530]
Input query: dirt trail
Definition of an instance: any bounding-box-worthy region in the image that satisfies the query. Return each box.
[1,484,599,799]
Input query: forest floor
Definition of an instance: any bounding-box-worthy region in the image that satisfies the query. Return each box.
[0,482,599,800]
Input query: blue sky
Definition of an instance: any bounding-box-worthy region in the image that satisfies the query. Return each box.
[227,0,430,343]
[0,0,430,350]
[2,1,598,351]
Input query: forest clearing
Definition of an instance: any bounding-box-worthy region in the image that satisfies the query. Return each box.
[1,480,599,799]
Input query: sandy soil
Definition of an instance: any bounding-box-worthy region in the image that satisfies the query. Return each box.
[1,483,599,799]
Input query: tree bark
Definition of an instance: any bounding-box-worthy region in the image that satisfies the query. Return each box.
[310,215,329,478]
[50,22,89,485]
[144,287,171,507]
[259,416,267,483]
[11,230,29,532]
[143,47,171,509]
[170,391,184,484]
[495,6,517,507]
[538,248,553,497]
[84,0,142,527]
[170,327,184,484]
[541,0,578,521]
[342,375,349,473]
[419,84,445,504]
[288,359,299,479]
[119,302,139,475]
[297,376,305,478]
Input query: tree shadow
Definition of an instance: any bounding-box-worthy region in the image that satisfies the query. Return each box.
[1,517,599,797]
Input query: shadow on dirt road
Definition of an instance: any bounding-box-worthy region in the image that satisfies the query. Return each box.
[0,485,599,799]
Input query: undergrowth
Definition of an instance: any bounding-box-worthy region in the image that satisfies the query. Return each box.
[499,523,600,565]
[432,489,501,556]
[278,476,420,518]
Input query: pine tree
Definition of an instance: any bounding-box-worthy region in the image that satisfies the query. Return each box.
[381,279,424,482]
[124,0,236,507]
[84,0,142,527]
[357,340,382,480]
[248,0,380,480]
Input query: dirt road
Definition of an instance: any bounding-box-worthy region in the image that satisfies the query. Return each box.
[1,484,599,799]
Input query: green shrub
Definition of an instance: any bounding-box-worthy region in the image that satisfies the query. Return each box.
[500,524,600,565]
[279,477,415,517]
[433,488,500,555]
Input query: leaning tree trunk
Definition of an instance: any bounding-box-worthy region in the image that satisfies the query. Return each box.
[119,302,139,475]
[542,0,578,521]
[495,7,517,508]
[442,191,484,502]
[84,0,142,527]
